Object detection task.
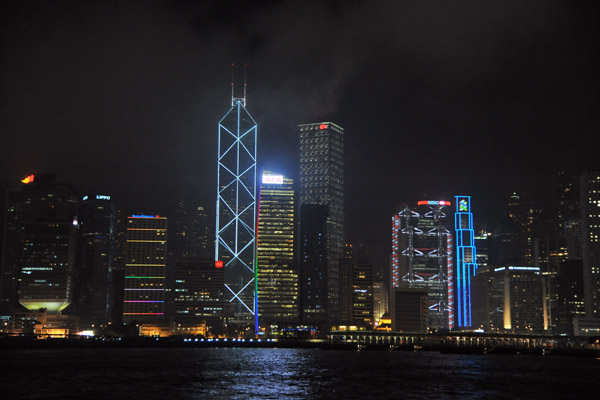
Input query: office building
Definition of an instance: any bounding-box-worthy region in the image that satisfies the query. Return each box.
[554,259,585,335]
[351,264,374,328]
[391,287,428,333]
[76,194,117,328]
[373,281,388,324]
[298,122,344,324]
[171,259,224,333]
[454,196,478,329]
[580,171,600,319]
[472,266,546,333]
[172,201,210,260]
[299,204,329,325]
[338,243,354,324]
[216,93,258,327]
[392,200,453,330]
[1,174,78,316]
[256,171,298,325]
[123,214,168,322]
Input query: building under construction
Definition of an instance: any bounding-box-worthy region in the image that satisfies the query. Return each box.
[392,200,454,331]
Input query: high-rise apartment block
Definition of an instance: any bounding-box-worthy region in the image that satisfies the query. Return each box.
[256,171,298,325]
[298,122,344,324]
[123,215,167,322]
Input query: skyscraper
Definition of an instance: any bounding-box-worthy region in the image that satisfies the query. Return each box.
[298,122,344,324]
[299,204,329,325]
[123,214,167,322]
[215,93,257,328]
[171,259,224,333]
[256,171,298,326]
[454,196,478,329]
[392,201,453,330]
[580,171,600,319]
[76,194,117,328]
[1,174,78,316]
[172,201,210,260]
[472,266,546,333]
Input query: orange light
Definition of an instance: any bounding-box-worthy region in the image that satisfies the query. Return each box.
[21,174,35,184]
[215,260,224,269]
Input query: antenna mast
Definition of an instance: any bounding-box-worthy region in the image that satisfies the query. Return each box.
[231,63,235,107]
[243,64,247,106]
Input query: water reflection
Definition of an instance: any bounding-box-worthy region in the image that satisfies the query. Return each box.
[2,348,600,399]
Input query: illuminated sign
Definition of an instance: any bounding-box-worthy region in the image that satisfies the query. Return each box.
[96,195,111,200]
[21,174,35,184]
[459,198,469,212]
[82,195,89,201]
[130,214,160,219]
[417,200,451,206]
[319,124,328,130]
[215,260,224,269]
[262,174,284,184]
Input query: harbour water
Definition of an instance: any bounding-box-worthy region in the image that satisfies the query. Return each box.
[2,347,599,399]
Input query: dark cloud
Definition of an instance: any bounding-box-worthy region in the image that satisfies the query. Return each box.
[1,0,598,250]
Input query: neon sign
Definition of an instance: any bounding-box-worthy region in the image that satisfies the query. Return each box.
[82,195,88,201]
[319,124,328,130]
[21,174,35,184]
[215,260,224,269]
[130,214,160,219]
[459,198,469,212]
[262,174,283,184]
[96,195,111,200]
[417,200,451,206]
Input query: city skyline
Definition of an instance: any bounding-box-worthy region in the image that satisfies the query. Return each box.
[2,1,599,254]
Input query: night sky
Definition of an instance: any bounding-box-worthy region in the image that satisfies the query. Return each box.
[1,1,599,252]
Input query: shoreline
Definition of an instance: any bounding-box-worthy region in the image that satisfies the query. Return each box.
[1,336,599,358]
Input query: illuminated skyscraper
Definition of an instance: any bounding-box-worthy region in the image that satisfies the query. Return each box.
[215,92,257,327]
[455,196,478,328]
[392,201,453,330]
[123,214,167,322]
[298,122,344,323]
[256,171,298,326]
[1,174,78,316]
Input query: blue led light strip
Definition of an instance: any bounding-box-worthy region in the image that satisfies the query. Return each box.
[454,196,478,328]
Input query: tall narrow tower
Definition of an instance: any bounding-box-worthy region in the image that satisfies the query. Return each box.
[216,71,258,327]
[455,196,478,328]
[298,122,344,325]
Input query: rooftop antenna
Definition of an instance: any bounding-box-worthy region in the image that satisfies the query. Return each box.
[243,64,247,106]
[230,63,247,107]
[231,62,235,107]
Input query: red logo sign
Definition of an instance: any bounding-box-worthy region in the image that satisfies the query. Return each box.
[215,260,224,269]
[319,124,328,130]
[21,174,35,184]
